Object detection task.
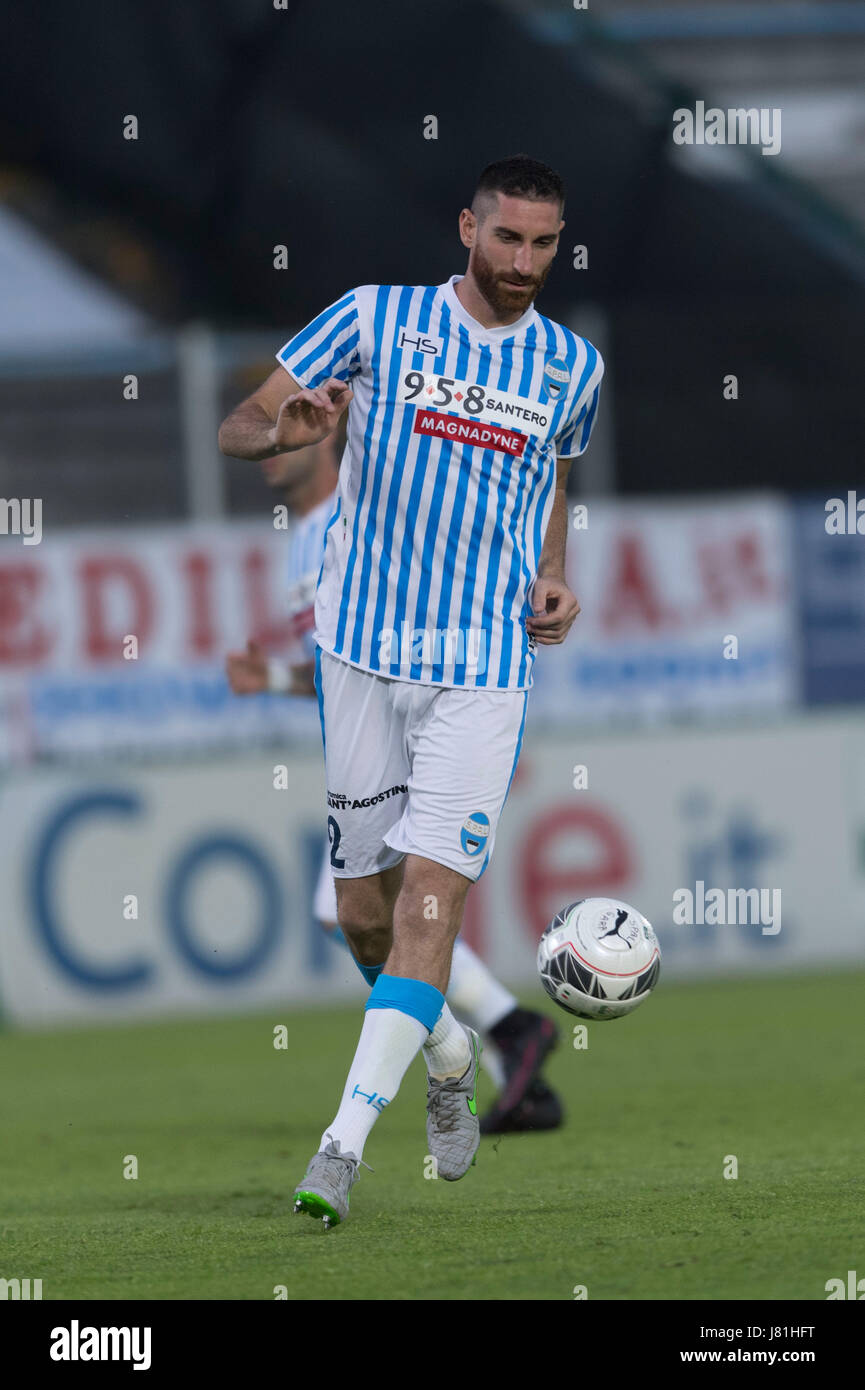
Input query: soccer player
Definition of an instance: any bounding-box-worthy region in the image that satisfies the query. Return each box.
[218,154,604,1227]
[225,431,564,1133]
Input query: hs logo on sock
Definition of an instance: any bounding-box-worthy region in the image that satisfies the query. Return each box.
[352,1085,389,1113]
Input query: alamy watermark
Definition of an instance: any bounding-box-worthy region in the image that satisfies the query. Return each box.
[673,881,781,935]
[825,492,865,535]
[673,102,781,157]
[1,1276,42,1299]
[50,1322,151,1370]
[1,497,42,545]
[826,1269,865,1299]
[377,623,487,674]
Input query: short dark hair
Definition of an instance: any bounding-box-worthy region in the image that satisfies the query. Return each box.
[472,155,564,219]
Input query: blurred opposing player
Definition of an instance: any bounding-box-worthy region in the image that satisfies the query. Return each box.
[225,428,563,1134]
[219,154,603,1226]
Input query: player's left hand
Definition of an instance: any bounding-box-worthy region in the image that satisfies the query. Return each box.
[525,577,581,644]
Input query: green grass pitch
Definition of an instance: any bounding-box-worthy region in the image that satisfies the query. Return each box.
[1,969,863,1301]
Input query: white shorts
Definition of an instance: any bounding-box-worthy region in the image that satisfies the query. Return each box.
[315,649,528,882]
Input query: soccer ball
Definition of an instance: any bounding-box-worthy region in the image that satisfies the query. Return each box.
[537,897,661,1020]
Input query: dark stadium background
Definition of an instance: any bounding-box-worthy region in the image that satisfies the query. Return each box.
[2,0,864,514]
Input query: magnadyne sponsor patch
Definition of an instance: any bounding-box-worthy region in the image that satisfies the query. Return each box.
[413,408,527,457]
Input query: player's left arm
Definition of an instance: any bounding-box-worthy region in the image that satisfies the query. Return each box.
[526,457,580,645]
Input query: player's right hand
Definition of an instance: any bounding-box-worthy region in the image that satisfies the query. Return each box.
[269,377,353,450]
[226,639,268,694]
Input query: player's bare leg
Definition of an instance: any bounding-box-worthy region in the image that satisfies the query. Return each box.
[387,854,470,991]
[334,863,402,980]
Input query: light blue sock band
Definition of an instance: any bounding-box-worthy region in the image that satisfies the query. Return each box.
[365,973,444,1033]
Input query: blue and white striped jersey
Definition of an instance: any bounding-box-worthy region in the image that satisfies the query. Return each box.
[283,490,338,664]
[276,274,603,690]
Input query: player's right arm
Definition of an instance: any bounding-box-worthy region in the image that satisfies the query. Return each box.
[218,368,353,461]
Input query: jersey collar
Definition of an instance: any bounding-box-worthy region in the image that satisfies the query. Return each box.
[440,274,537,340]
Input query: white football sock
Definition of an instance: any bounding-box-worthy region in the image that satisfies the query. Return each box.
[422,1002,472,1081]
[448,938,518,1034]
[321,1007,427,1159]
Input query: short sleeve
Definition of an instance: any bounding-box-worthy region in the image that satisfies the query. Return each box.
[555,345,604,459]
[276,290,361,388]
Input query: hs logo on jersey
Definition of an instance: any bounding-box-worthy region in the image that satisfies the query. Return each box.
[398,327,444,357]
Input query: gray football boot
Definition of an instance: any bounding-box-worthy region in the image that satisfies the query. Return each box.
[425,1027,482,1181]
[293,1135,370,1229]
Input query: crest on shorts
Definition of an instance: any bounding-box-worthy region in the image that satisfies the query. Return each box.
[460,811,491,857]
